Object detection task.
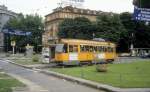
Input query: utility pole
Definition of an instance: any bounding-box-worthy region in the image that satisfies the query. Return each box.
[130,33,135,56]
[11,41,16,56]
[92,33,95,39]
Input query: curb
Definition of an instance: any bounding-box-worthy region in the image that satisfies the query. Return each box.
[5,60,150,92]
[40,70,119,92]
[5,59,33,69]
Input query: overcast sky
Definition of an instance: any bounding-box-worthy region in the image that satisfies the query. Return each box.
[0,0,134,17]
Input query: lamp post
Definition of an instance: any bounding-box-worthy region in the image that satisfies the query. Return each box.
[130,32,135,56]
[11,41,16,56]
[36,36,40,53]
[92,33,95,39]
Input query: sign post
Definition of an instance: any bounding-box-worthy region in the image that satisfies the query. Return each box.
[11,41,16,55]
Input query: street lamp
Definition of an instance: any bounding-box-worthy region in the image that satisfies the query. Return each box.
[36,36,40,53]
[130,32,136,56]
[92,33,95,39]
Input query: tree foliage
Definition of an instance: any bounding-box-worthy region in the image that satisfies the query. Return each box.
[119,12,150,52]
[58,12,150,52]
[119,12,136,52]
[4,14,44,52]
[134,21,150,48]
[58,17,94,40]
[133,0,150,8]
[95,13,126,43]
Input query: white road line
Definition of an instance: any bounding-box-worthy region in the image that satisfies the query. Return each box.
[39,90,49,92]
[0,60,9,63]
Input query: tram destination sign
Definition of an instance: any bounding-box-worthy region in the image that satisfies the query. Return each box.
[133,6,150,22]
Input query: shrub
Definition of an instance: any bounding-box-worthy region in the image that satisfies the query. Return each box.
[96,64,107,72]
[5,53,10,57]
[32,55,39,62]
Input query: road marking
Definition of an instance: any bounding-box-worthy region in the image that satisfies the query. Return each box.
[63,79,66,82]
[39,90,49,92]
[0,60,9,63]
[9,73,49,92]
[33,70,38,73]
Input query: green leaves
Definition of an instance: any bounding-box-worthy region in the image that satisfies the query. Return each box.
[58,17,93,39]
[133,0,150,8]
[4,14,44,52]
[59,14,126,43]
[96,13,125,43]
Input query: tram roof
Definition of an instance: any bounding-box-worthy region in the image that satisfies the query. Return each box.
[60,39,115,46]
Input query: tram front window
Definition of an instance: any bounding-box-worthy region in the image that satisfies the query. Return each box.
[55,44,68,53]
[55,44,64,53]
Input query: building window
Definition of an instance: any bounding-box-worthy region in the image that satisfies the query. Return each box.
[65,14,68,18]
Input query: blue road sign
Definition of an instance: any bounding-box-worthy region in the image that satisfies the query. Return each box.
[2,29,31,36]
[133,6,150,22]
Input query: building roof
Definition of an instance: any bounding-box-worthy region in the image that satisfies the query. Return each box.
[0,5,17,17]
[45,6,103,17]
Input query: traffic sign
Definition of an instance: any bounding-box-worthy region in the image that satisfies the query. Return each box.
[11,41,16,46]
[133,6,150,22]
[2,29,31,36]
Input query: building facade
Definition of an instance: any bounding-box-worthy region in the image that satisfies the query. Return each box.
[0,5,17,52]
[43,6,104,46]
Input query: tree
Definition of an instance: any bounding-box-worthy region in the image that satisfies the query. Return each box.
[58,17,94,40]
[95,13,125,43]
[133,0,150,8]
[58,13,150,53]
[119,12,136,52]
[4,14,44,53]
[134,21,150,48]
[120,12,150,52]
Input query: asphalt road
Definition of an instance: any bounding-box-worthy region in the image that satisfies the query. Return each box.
[0,59,103,92]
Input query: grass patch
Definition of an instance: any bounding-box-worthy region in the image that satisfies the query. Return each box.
[0,73,25,92]
[49,61,150,88]
[6,54,42,65]
[12,54,42,65]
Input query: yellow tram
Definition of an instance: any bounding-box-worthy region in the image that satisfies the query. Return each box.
[42,39,117,65]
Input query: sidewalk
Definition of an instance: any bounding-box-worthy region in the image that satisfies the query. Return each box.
[10,74,49,92]
[6,59,150,92]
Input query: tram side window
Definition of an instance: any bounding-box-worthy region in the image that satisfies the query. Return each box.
[69,45,73,52]
[104,46,107,52]
[80,45,85,52]
[85,46,90,52]
[104,47,107,52]
[69,45,78,52]
[107,47,113,52]
[73,45,78,52]
[99,46,106,52]
[93,46,97,52]
[89,46,93,52]
[98,46,103,52]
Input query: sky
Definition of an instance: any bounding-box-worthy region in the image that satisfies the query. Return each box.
[0,0,134,17]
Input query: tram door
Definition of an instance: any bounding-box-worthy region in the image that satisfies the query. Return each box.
[49,46,55,60]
